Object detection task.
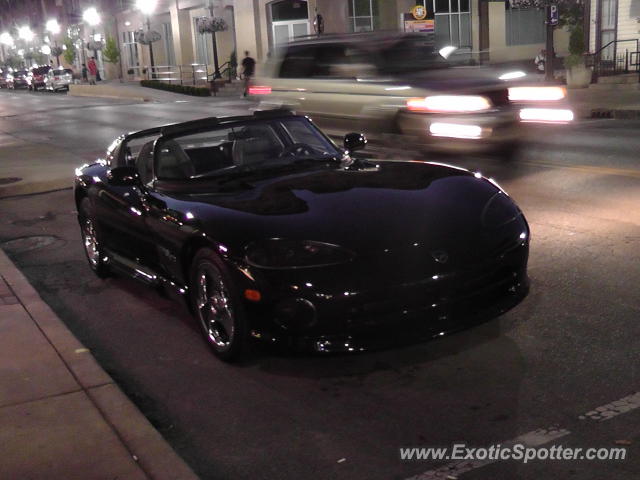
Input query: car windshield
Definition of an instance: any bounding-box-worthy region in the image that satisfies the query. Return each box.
[154,117,342,182]
[53,69,72,75]
[14,71,27,76]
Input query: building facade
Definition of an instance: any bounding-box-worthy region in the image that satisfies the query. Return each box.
[588,0,640,60]
[1,0,575,80]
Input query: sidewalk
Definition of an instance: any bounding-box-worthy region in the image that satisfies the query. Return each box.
[68,81,245,103]
[0,248,199,480]
[567,87,640,119]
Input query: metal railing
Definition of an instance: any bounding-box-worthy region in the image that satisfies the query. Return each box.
[124,64,233,86]
[586,39,640,80]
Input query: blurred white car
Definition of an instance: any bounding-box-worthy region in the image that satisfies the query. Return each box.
[250,33,573,158]
[46,67,73,92]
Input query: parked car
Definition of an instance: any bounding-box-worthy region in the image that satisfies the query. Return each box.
[0,71,9,88]
[29,65,51,91]
[46,67,73,91]
[8,70,30,89]
[74,110,530,361]
[249,32,573,157]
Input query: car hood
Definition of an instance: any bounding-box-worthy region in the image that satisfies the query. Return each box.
[168,161,526,269]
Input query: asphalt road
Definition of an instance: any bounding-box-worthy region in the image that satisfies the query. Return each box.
[1,89,639,480]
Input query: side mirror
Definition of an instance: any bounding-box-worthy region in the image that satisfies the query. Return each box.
[344,132,367,152]
[107,166,140,186]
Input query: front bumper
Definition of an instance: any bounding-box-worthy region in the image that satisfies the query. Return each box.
[244,238,529,353]
[396,108,522,154]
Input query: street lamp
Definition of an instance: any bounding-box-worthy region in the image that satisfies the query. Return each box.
[46,19,61,35]
[17,26,34,68]
[136,0,157,78]
[18,26,34,43]
[0,32,14,47]
[46,19,61,66]
[83,7,102,78]
[82,7,101,28]
[207,0,222,79]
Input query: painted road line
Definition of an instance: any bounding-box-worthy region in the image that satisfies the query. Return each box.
[405,427,571,480]
[579,392,640,422]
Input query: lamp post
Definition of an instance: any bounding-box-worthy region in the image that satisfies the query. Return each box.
[46,19,61,66]
[208,0,221,79]
[136,0,157,78]
[18,26,34,68]
[82,7,101,56]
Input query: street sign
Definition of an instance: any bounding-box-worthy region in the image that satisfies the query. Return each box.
[549,4,559,26]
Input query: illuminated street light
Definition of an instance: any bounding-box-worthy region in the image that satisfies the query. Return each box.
[136,0,158,15]
[18,26,34,42]
[82,7,101,27]
[46,19,62,66]
[41,45,51,55]
[46,19,61,35]
[136,0,158,78]
[0,32,14,47]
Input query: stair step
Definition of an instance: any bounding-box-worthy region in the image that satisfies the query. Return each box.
[597,73,639,84]
[589,82,640,90]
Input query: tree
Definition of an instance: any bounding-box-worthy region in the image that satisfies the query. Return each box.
[4,54,23,69]
[102,35,120,64]
[62,37,76,65]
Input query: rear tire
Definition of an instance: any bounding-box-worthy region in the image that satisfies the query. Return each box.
[190,248,249,362]
[79,197,110,278]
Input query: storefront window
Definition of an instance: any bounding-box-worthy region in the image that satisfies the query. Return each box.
[505,5,545,46]
[431,0,471,48]
[162,23,175,66]
[348,0,380,32]
[121,31,139,68]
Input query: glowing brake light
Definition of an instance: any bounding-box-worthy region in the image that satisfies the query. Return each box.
[508,86,565,102]
[406,95,492,113]
[248,85,271,95]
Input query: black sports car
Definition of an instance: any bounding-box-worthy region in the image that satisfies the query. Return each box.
[74,110,529,361]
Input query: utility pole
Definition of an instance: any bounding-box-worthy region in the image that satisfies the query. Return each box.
[545,3,558,82]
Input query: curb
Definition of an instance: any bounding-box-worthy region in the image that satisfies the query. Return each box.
[589,108,640,119]
[0,248,199,480]
[68,91,150,102]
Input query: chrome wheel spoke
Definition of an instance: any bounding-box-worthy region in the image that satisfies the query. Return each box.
[196,266,234,349]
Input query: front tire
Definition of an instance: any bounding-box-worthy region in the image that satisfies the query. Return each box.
[79,197,110,278]
[190,248,248,361]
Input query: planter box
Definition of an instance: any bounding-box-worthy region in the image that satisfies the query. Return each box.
[566,65,592,89]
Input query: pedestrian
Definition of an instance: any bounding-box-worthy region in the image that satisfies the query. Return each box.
[87,57,98,85]
[81,63,88,83]
[241,50,256,97]
[534,49,546,74]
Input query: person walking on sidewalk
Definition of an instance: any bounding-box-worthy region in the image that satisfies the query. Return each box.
[81,63,88,83]
[241,51,256,97]
[87,57,98,85]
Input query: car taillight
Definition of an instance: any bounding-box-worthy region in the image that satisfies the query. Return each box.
[54,77,60,81]
[248,85,271,95]
[508,86,565,102]
[406,95,492,113]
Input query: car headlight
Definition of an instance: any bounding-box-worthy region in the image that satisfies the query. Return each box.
[245,239,355,269]
[406,95,492,113]
[508,86,565,102]
[481,191,522,229]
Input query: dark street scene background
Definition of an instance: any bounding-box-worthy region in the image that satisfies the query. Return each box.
[1,1,639,479]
